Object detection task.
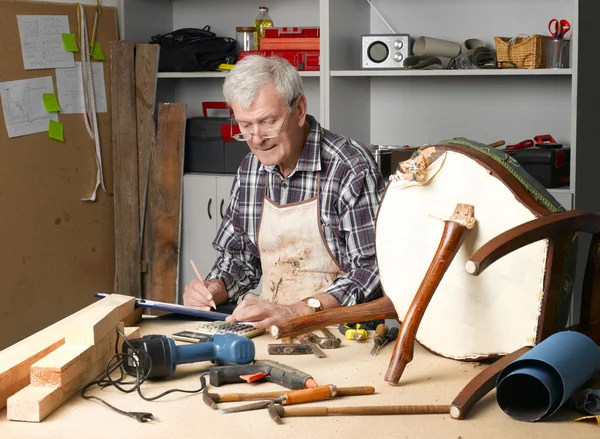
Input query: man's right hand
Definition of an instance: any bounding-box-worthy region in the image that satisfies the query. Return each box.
[183,278,228,310]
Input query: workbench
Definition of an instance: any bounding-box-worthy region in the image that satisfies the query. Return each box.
[0,318,597,439]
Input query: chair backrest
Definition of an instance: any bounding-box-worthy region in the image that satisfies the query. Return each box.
[376,140,571,360]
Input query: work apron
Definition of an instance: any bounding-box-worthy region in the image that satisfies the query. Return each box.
[257,173,345,304]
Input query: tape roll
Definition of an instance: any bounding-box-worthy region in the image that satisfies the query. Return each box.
[412,36,460,58]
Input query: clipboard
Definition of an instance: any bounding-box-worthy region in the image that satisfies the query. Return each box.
[93,293,230,321]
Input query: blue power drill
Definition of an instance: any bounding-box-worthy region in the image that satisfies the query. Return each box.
[122,334,255,379]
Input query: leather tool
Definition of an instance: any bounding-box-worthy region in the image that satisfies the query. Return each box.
[267,400,450,423]
[319,327,342,348]
[267,343,314,355]
[296,333,327,357]
[218,385,375,414]
[370,324,388,356]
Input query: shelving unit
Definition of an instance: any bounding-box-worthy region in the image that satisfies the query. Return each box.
[122,0,600,309]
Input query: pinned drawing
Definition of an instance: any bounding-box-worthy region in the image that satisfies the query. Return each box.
[0,77,58,138]
[17,15,75,70]
[56,62,108,114]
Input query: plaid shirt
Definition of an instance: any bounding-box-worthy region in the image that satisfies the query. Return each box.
[207,115,386,306]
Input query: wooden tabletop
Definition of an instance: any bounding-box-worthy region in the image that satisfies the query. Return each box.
[0,318,597,439]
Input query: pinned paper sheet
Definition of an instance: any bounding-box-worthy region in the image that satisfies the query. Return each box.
[61,33,79,52]
[48,119,64,142]
[91,42,105,60]
[55,62,107,114]
[17,15,75,70]
[0,76,59,138]
[42,93,61,112]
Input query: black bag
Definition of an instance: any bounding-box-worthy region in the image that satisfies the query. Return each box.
[150,26,237,72]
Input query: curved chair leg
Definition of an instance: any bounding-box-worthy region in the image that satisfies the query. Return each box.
[385,204,475,385]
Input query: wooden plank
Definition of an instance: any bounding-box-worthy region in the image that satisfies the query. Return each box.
[0,295,134,409]
[146,103,187,303]
[135,43,160,300]
[64,305,121,346]
[7,325,122,422]
[110,40,141,297]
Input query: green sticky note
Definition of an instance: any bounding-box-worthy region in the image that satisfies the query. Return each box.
[49,120,64,142]
[61,33,79,52]
[91,42,105,60]
[42,93,61,112]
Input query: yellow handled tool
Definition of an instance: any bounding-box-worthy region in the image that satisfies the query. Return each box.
[338,324,368,341]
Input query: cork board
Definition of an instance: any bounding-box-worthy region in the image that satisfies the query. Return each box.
[0,1,118,350]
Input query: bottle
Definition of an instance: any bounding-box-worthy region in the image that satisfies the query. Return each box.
[254,6,273,50]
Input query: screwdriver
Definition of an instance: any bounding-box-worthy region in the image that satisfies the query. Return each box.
[370,324,388,356]
[379,326,399,351]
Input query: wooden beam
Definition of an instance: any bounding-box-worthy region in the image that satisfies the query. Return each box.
[111,39,141,297]
[64,305,121,346]
[146,103,187,304]
[0,295,135,409]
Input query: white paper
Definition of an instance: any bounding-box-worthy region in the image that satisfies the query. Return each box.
[17,15,75,70]
[0,76,58,138]
[56,62,108,114]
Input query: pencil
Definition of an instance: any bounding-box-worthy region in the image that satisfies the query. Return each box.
[190,260,216,310]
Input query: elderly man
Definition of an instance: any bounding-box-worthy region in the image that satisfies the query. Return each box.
[183,55,385,328]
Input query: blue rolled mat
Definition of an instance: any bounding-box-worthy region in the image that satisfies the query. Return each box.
[496,331,600,422]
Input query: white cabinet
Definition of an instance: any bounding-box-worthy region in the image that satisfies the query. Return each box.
[179,173,234,301]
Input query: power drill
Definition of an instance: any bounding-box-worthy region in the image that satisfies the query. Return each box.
[122,334,255,379]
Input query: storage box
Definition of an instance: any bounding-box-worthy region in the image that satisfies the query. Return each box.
[238,50,320,71]
[494,34,552,69]
[185,117,248,174]
[264,27,320,38]
[505,146,570,188]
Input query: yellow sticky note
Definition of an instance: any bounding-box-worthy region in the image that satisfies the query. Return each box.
[62,33,79,52]
[49,120,64,142]
[91,42,105,60]
[42,93,61,112]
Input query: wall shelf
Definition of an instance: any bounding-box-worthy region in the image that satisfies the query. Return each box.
[331,69,573,77]
[157,71,321,79]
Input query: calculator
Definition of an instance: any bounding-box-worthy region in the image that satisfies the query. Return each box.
[171,321,265,343]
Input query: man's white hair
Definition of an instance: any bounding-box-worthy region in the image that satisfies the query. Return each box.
[223,55,304,109]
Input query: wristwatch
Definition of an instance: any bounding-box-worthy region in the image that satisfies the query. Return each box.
[302,297,323,312]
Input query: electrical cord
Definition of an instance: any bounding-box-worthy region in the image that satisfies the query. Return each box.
[80,327,209,422]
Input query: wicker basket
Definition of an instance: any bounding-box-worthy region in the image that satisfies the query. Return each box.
[494,35,552,69]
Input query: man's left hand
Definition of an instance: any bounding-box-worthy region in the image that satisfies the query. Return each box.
[225,297,310,328]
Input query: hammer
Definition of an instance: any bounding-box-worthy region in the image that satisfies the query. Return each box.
[267,401,450,423]
[203,385,375,409]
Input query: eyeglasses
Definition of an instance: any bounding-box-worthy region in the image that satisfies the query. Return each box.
[230,98,296,142]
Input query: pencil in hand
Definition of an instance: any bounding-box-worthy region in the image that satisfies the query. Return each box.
[190,260,216,310]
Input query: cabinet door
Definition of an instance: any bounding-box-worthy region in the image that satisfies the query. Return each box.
[216,175,235,225]
[180,174,218,300]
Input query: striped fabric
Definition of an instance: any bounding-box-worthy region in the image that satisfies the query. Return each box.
[207,115,386,306]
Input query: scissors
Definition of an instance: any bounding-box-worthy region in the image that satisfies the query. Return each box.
[548,18,571,39]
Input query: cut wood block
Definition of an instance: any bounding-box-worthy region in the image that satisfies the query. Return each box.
[64,305,121,346]
[30,323,124,388]
[0,294,135,409]
[7,324,123,422]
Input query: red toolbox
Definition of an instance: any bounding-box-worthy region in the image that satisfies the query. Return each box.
[239,50,320,71]
[259,37,320,51]
[263,26,320,38]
